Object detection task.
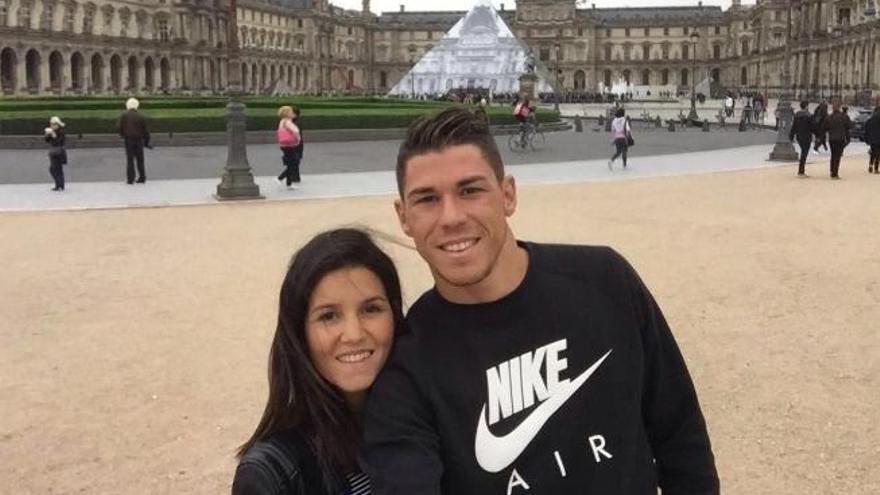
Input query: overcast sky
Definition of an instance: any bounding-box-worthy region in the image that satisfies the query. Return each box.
[331,0,756,14]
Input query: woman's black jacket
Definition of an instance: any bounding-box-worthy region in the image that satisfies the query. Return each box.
[232,430,343,495]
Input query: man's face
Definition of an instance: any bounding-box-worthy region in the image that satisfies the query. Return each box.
[395,144,517,289]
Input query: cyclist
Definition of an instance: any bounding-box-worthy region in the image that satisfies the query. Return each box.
[513,97,535,147]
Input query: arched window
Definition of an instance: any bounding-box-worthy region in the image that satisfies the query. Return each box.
[681,68,689,86]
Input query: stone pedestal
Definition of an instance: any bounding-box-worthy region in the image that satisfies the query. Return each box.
[519,73,538,100]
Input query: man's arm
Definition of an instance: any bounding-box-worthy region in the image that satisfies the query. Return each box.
[140,114,151,147]
[614,252,719,495]
[361,333,443,495]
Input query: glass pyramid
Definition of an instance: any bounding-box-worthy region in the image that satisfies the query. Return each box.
[388,0,552,97]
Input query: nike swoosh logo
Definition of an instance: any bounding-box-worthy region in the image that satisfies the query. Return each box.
[474,349,612,473]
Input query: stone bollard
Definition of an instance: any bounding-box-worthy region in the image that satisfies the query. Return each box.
[655,116,662,128]
[605,108,613,132]
[574,115,583,132]
[597,114,605,129]
[667,120,676,132]
[702,119,710,132]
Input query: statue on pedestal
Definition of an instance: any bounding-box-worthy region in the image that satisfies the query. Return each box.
[524,50,536,74]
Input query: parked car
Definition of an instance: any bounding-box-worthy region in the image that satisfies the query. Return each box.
[851,108,873,141]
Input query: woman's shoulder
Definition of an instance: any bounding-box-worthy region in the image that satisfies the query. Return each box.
[233,430,311,495]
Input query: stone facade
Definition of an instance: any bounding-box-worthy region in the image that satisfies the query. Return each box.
[0,0,877,98]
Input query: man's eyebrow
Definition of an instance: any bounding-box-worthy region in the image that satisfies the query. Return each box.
[406,186,436,200]
[405,175,491,200]
[457,175,489,187]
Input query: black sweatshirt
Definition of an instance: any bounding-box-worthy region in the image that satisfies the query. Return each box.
[362,242,718,495]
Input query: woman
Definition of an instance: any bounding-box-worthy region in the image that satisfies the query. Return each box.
[608,108,631,170]
[233,228,403,495]
[45,116,67,191]
[276,105,303,190]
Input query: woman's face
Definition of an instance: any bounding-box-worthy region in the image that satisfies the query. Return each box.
[305,266,395,403]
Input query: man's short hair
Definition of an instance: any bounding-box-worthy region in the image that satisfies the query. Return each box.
[396,107,504,197]
[800,101,809,110]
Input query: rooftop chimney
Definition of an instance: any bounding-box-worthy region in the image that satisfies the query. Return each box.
[592,3,596,9]
[698,0,702,6]
[400,4,404,12]
[500,3,504,11]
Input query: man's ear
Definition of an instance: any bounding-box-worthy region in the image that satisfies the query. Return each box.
[501,175,517,217]
[394,198,412,237]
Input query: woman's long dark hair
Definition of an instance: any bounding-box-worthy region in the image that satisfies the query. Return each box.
[238,228,404,484]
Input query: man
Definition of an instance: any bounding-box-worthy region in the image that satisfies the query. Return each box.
[118,97,151,184]
[812,101,829,153]
[790,100,815,177]
[362,108,719,494]
[822,101,852,180]
[865,107,880,174]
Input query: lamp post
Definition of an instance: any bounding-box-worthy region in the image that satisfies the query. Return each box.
[769,0,798,161]
[408,45,416,99]
[831,25,843,99]
[216,0,263,200]
[554,40,561,112]
[687,30,700,123]
[863,1,876,106]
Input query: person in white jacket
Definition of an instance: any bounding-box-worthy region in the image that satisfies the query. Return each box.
[608,108,632,170]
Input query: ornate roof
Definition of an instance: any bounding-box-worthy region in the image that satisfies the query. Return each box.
[580,6,724,25]
[268,0,313,9]
[377,11,466,25]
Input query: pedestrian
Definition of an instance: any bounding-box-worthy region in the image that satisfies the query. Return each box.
[363,107,719,494]
[822,100,853,180]
[789,100,815,177]
[864,106,880,174]
[813,101,829,153]
[117,97,151,184]
[474,98,489,126]
[233,228,404,495]
[724,94,734,118]
[608,107,632,170]
[275,105,303,190]
[44,116,67,191]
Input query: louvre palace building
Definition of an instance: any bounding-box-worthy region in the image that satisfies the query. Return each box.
[0,0,877,99]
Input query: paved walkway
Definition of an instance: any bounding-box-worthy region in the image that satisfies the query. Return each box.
[0,143,863,212]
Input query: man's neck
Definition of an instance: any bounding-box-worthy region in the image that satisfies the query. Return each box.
[435,233,529,305]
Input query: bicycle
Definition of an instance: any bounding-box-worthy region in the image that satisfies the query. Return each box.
[714,110,731,131]
[638,110,656,131]
[508,118,546,153]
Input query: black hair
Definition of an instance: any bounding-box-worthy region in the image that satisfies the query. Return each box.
[615,108,625,118]
[396,107,504,197]
[800,101,809,110]
[238,228,404,487]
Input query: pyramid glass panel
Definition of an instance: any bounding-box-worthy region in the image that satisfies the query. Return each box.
[388,0,552,97]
